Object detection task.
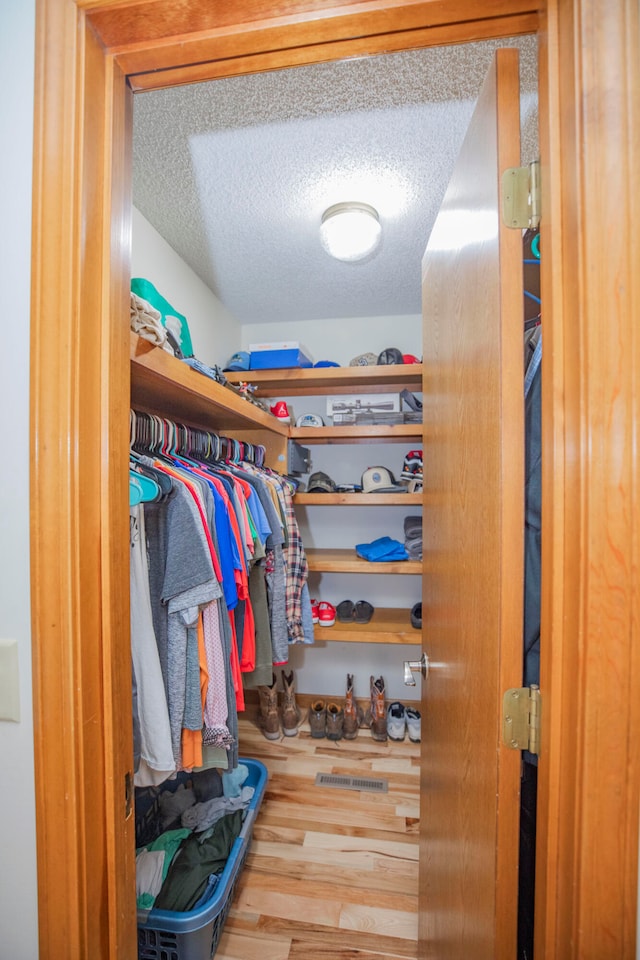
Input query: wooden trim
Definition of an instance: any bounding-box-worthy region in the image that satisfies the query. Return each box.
[536,1,640,956]
[225,363,424,397]
[306,548,422,574]
[295,492,423,505]
[86,1,538,90]
[30,1,135,955]
[30,0,640,956]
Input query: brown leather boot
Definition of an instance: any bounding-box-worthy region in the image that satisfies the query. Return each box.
[280,669,301,737]
[343,673,364,739]
[257,674,280,740]
[364,675,387,741]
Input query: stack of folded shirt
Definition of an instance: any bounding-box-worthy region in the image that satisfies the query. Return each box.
[355,536,409,562]
[404,515,422,560]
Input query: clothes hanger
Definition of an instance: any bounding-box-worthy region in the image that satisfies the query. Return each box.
[129,468,161,506]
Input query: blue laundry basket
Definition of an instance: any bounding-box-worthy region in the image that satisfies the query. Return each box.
[136,758,268,960]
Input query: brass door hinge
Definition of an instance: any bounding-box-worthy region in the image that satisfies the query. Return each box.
[502,684,541,755]
[502,160,540,230]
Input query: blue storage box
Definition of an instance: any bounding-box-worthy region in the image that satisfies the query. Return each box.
[137,757,268,960]
[249,348,312,370]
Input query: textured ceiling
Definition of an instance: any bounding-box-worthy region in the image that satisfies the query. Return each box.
[133,36,538,326]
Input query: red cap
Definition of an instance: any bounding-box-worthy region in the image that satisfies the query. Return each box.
[403,354,420,364]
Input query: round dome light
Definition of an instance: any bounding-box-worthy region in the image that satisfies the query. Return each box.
[319,202,381,261]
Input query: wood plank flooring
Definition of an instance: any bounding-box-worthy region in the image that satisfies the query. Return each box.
[216,701,420,960]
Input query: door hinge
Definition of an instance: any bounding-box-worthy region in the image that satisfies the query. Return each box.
[502,684,541,755]
[502,160,540,230]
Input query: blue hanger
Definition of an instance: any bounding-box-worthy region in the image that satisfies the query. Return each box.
[129,468,160,506]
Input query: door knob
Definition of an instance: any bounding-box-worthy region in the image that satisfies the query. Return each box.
[403,653,429,685]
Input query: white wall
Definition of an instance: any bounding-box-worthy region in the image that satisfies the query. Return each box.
[241,314,422,368]
[132,207,242,368]
[0,3,39,958]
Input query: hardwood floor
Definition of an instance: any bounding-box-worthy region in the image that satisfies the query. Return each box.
[216,699,420,960]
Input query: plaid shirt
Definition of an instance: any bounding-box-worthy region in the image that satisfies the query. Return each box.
[242,465,309,643]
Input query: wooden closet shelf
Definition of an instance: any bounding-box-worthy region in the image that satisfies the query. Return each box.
[306,548,422,574]
[130,333,289,436]
[296,492,422,505]
[313,607,422,644]
[225,363,423,397]
[291,424,423,444]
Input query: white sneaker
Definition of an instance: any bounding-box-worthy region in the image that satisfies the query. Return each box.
[387,701,406,741]
[405,706,421,742]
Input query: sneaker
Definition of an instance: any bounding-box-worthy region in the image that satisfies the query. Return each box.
[387,701,407,741]
[311,598,320,624]
[308,700,326,738]
[317,601,336,627]
[325,702,344,740]
[270,400,291,423]
[406,706,421,742]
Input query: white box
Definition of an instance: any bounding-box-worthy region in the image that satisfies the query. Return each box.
[326,393,401,417]
[249,340,301,351]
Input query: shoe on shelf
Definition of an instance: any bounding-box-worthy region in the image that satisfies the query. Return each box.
[317,601,336,627]
[336,599,355,622]
[387,701,407,741]
[310,598,320,624]
[343,673,364,739]
[353,600,374,624]
[257,674,280,741]
[363,675,388,741]
[406,706,421,743]
[270,400,291,423]
[410,602,422,629]
[308,700,326,738]
[280,669,301,737]
[325,702,344,741]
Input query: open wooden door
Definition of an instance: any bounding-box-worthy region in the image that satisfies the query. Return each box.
[418,48,525,959]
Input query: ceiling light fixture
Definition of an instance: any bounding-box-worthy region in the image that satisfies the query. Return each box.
[320,202,381,261]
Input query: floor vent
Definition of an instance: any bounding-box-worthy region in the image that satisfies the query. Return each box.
[314,773,388,793]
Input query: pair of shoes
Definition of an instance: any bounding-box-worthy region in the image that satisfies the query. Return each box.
[336,599,374,624]
[270,400,291,423]
[361,675,388,741]
[316,601,336,626]
[257,671,302,739]
[307,700,344,740]
[387,701,422,742]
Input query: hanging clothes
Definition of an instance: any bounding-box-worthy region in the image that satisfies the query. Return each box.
[128,409,314,780]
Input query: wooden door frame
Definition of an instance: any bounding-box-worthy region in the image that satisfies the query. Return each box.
[30,1,640,958]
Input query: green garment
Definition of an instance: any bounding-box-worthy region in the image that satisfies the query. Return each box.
[153,809,243,912]
[131,278,194,357]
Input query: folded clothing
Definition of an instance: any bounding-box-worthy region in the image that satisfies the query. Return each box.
[404,515,422,539]
[356,536,409,562]
[404,515,423,560]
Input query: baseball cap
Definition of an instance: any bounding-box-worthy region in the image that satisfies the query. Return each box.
[349,352,378,366]
[296,413,324,427]
[403,354,420,364]
[314,360,340,368]
[377,347,404,365]
[307,471,337,493]
[224,350,251,372]
[361,465,407,494]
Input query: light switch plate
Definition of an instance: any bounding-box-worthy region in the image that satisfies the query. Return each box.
[0,639,20,722]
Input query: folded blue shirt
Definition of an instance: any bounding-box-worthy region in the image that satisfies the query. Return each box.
[355,536,409,561]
